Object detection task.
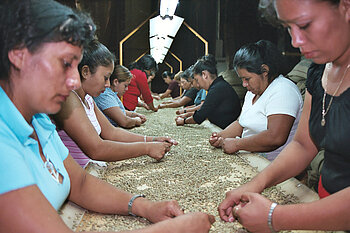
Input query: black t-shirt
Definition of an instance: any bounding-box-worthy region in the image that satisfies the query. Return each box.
[306,63,350,194]
[193,76,241,129]
[183,87,198,107]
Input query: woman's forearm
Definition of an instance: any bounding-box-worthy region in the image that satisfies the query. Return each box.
[274,187,350,231]
[86,140,150,162]
[250,139,317,190]
[234,130,286,152]
[218,121,243,138]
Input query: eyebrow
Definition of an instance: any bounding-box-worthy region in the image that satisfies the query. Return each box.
[278,13,309,25]
[68,54,83,63]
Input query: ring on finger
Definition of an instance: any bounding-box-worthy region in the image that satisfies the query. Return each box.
[233,206,239,217]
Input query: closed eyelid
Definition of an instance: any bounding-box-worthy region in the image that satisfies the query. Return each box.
[298,23,310,29]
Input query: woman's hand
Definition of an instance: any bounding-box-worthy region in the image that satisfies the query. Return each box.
[142,200,184,223]
[175,108,187,115]
[218,186,250,223]
[175,116,185,126]
[154,136,178,146]
[146,142,172,161]
[151,212,215,233]
[222,138,240,154]
[136,113,147,123]
[209,132,223,148]
[141,102,150,110]
[151,105,158,112]
[134,117,142,126]
[231,192,273,233]
[153,95,161,100]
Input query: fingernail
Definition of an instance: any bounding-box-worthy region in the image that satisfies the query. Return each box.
[229,217,234,222]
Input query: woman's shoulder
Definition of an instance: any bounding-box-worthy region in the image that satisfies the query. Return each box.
[306,63,325,95]
[307,63,325,81]
[54,91,84,120]
[268,76,302,100]
[212,76,235,92]
[131,68,146,78]
[67,91,85,107]
[274,75,300,89]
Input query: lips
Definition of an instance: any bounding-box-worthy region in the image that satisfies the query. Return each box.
[57,94,69,103]
[301,50,315,59]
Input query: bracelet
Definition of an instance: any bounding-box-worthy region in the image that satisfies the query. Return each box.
[183,117,187,124]
[268,202,278,233]
[144,135,147,142]
[152,136,156,142]
[128,194,145,217]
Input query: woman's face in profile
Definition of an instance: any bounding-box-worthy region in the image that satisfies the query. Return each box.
[115,79,131,96]
[83,63,114,97]
[180,78,192,90]
[275,0,347,64]
[17,41,82,115]
[236,68,269,95]
[163,76,172,84]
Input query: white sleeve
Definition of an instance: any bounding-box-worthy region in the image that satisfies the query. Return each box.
[265,79,302,118]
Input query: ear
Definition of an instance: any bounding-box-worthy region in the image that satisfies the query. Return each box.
[202,70,209,80]
[112,79,119,86]
[8,48,27,70]
[81,65,91,80]
[341,0,350,22]
[261,64,269,74]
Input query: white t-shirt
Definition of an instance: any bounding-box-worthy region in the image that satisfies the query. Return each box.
[238,75,303,161]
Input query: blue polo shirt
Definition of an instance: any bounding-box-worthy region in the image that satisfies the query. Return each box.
[194,89,207,105]
[0,87,70,210]
[94,87,126,127]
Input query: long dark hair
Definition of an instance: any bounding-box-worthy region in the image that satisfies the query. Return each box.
[0,0,95,81]
[162,71,175,80]
[180,66,194,82]
[110,65,132,84]
[193,54,218,77]
[233,40,284,83]
[78,40,115,79]
[129,54,158,75]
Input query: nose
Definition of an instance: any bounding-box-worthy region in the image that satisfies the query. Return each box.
[289,26,305,48]
[66,69,81,90]
[105,79,110,88]
[242,80,248,88]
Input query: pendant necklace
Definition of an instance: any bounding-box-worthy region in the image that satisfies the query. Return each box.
[321,63,350,126]
[44,157,61,184]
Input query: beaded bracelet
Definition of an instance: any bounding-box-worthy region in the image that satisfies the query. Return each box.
[268,202,278,232]
[144,135,147,142]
